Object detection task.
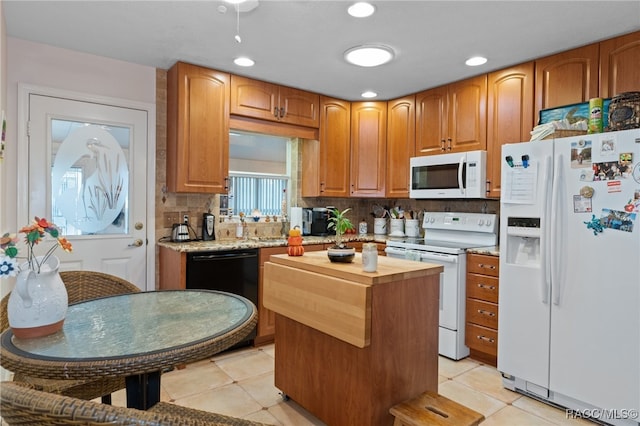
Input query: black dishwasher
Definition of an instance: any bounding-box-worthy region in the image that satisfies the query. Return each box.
[186,249,258,348]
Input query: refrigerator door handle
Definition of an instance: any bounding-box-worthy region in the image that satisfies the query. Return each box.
[458,155,465,195]
[550,154,563,305]
[541,155,552,304]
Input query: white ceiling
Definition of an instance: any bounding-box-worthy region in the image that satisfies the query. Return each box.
[3,1,640,101]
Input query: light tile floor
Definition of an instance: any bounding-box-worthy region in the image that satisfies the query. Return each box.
[102,343,592,425]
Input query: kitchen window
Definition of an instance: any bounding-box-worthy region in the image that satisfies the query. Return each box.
[229,130,291,218]
[229,174,289,217]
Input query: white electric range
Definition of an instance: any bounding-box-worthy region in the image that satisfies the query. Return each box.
[385,212,497,360]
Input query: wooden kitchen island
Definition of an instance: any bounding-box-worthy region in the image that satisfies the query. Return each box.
[263,251,443,426]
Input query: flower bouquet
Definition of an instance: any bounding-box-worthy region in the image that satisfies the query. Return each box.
[0,217,72,278]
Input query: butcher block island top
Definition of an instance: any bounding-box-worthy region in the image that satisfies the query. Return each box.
[266,250,441,284]
[263,251,443,426]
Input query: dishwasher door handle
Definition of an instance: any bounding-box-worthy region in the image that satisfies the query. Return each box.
[190,252,257,261]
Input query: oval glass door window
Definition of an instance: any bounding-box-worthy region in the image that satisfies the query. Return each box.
[51,122,129,235]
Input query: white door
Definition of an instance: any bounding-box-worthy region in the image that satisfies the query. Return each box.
[27,93,149,290]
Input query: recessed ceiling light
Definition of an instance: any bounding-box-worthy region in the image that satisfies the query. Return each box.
[465,56,488,66]
[348,2,375,18]
[345,45,395,67]
[234,57,255,67]
[361,91,378,98]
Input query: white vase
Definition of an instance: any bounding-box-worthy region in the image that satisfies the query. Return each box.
[7,255,68,339]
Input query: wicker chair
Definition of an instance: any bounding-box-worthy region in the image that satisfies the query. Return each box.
[0,381,269,425]
[0,271,141,402]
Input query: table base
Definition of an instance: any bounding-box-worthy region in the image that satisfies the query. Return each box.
[125,371,160,410]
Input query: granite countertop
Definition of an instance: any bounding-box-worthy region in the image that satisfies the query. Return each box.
[157,234,390,253]
[466,246,500,257]
[157,235,500,257]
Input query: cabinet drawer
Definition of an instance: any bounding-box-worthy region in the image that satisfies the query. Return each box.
[466,273,499,303]
[467,253,499,277]
[466,299,498,329]
[465,323,498,357]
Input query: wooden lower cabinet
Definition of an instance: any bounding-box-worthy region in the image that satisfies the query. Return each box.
[255,244,324,345]
[465,253,499,366]
[265,253,441,425]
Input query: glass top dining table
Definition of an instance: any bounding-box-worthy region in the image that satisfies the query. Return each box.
[0,290,258,409]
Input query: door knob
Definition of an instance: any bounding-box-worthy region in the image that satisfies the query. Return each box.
[135,222,144,230]
[128,239,144,247]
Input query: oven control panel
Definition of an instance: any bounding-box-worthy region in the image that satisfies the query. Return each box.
[422,212,497,233]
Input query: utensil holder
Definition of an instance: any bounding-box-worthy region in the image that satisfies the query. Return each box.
[374,218,387,235]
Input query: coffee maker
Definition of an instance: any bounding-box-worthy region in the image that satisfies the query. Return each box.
[301,208,313,236]
[310,207,336,236]
[310,208,328,236]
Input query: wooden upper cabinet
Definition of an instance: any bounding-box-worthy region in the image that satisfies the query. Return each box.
[534,43,599,120]
[230,75,319,128]
[386,96,415,198]
[486,62,534,199]
[318,97,351,197]
[166,62,230,193]
[230,76,278,121]
[416,75,487,155]
[278,86,320,128]
[350,102,387,198]
[415,86,448,155]
[448,75,487,153]
[300,138,320,197]
[599,30,640,98]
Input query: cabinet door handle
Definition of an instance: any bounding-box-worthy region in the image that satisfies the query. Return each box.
[280,107,286,118]
[477,283,496,290]
[440,139,446,151]
[224,177,230,191]
[478,309,496,317]
[447,138,452,151]
[478,263,496,270]
[477,335,495,343]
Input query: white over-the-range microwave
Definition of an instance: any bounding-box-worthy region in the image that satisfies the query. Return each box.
[409,150,487,199]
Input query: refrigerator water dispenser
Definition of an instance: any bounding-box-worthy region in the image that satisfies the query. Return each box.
[505,217,541,266]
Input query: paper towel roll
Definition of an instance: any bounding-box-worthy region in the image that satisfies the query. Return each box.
[290,207,303,231]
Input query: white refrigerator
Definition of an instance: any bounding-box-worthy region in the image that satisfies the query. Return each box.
[498,128,640,426]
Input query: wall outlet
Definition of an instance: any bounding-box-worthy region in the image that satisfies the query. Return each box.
[163,212,181,228]
[183,214,189,224]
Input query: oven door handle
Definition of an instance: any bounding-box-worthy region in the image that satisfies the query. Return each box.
[384,247,406,256]
[420,252,458,264]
